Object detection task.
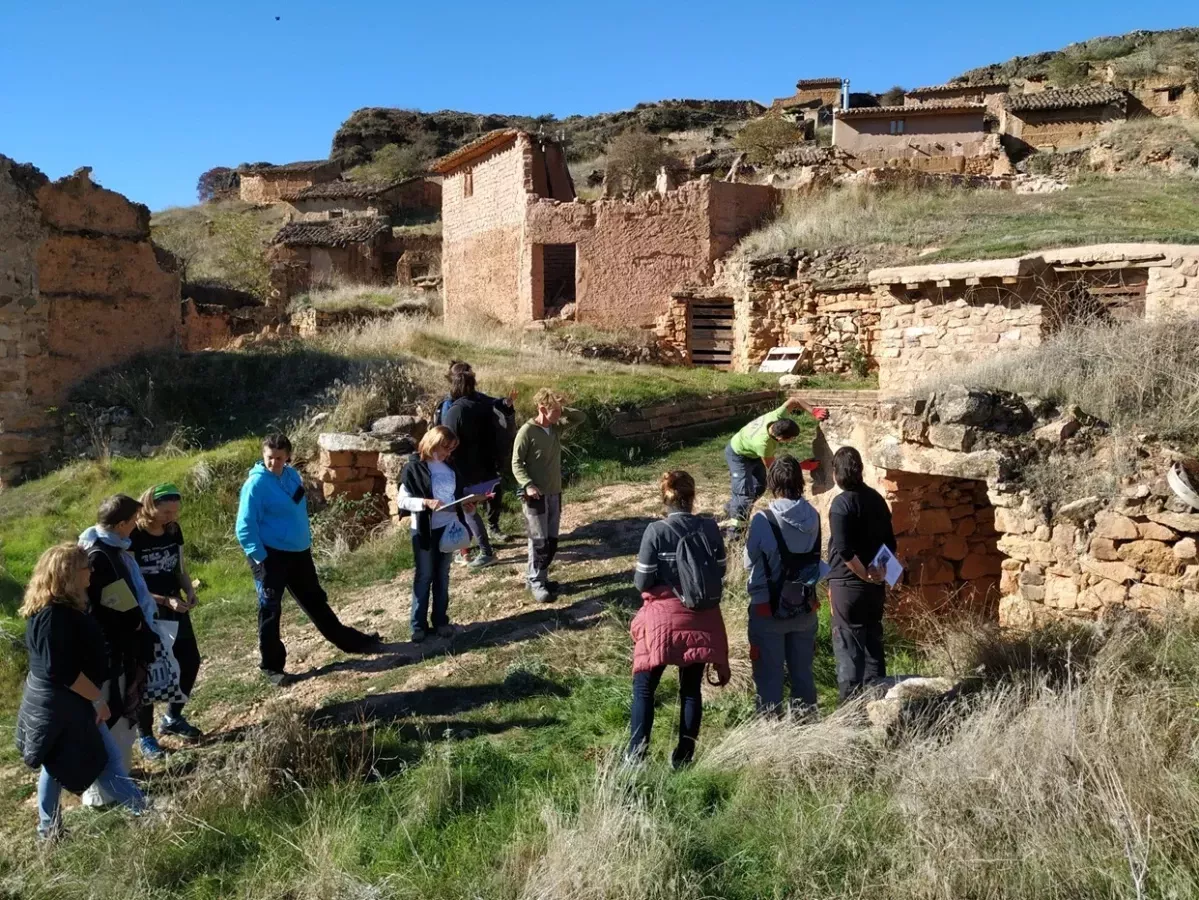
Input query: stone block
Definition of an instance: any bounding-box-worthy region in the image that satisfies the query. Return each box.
[1057,496,1104,522]
[1117,540,1183,576]
[911,556,956,585]
[999,595,1037,629]
[915,508,954,535]
[1175,537,1199,562]
[897,535,933,557]
[318,432,389,454]
[941,534,969,561]
[1148,512,1199,534]
[1093,512,1139,541]
[1138,521,1178,542]
[927,424,974,452]
[1044,575,1079,610]
[320,466,364,484]
[1034,418,1080,443]
[370,415,427,438]
[1090,537,1121,561]
[1129,583,1182,612]
[1081,578,1127,609]
[948,503,975,520]
[320,450,357,469]
[1080,557,1138,584]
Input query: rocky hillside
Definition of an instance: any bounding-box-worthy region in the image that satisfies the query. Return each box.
[957,27,1199,87]
[331,99,766,167]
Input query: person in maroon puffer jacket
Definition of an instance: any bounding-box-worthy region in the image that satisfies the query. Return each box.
[628,471,731,767]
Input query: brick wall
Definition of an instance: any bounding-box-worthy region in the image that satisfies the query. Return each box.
[0,160,180,483]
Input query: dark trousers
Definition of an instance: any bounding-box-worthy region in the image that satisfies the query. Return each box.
[487,482,504,531]
[830,580,887,703]
[252,547,371,672]
[137,610,200,735]
[628,664,705,766]
[724,443,767,522]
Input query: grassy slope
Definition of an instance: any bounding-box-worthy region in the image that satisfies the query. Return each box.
[739,174,1199,264]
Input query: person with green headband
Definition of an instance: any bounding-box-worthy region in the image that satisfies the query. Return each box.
[129,482,203,756]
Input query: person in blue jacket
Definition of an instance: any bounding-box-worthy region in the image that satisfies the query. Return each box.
[236,433,380,686]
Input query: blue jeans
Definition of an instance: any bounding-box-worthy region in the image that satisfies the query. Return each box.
[411,528,452,632]
[724,443,767,522]
[748,607,818,714]
[628,664,705,766]
[38,719,146,837]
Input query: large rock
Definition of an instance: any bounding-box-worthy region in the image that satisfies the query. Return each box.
[1117,540,1183,576]
[933,386,1033,433]
[1148,512,1199,534]
[1058,496,1104,522]
[370,415,427,438]
[318,432,416,455]
[1093,511,1139,541]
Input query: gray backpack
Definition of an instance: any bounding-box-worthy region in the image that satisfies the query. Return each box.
[666,518,724,610]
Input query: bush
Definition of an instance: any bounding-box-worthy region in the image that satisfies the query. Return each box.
[346,133,440,183]
[732,117,806,165]
[1046,54,1091,86]
[604,131,678,194]
[878,85,906,106]
[196,166,239,203]
[209,210,272,298]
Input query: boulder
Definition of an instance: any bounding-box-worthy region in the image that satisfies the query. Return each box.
[1057,496,1104,522]
[370,415,427,438]
[884,676,959,701]
[933,385,995,426]
[928,424,974,452]
[1035,417,1080,443]
[779,374,804,388]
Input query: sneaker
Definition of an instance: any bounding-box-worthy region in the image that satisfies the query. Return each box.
[263,669,289,688]
[454,551,471,567]
[531,584,553,604]
[411,627,427,644]
[138,736,167,761]
[468,552,497,569]
[436,624,455,639]
[160,715,203,741]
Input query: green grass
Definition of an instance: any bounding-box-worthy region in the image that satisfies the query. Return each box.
[739,175,1199,265]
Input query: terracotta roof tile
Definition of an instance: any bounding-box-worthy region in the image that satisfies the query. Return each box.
[271,217,390,247]
[281,177,427,202]
[430,129,523,174]
[836,102,985,119]
[907,81,1009,95]
[796,78,842,88]
[1007,86,1127,112]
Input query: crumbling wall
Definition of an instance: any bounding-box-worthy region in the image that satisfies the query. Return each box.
[1006,107,1123,150]
[0,159,180,483]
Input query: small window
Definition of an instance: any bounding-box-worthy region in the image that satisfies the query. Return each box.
[1168,86,1185,102]
[463,170,474,198]
[328,209,344,219]
[890,119,905,135]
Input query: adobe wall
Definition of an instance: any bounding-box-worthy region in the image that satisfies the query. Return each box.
[289,197,385,220]
[441,139,531,323]
[607,390,780,442]
[1006,107,1123,150]
[905,86,1009,116]
[834,113,987,154]
[0,159,180,483]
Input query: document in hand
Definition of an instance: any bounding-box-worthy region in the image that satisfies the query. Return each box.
[870,545,905,587]
[440,493,488,511]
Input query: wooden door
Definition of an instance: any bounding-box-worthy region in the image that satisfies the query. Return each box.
[688,299,734,369]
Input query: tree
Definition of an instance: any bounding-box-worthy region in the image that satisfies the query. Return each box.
[196,167,239,203]
[151,220,205,284]
[346,133,440,183]
[604,131,678,194]
[210,212,271,299]
[879,85,906,106]
[732,117,806,166]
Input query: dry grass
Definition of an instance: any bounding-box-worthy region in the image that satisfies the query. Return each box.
[289,278,432,315]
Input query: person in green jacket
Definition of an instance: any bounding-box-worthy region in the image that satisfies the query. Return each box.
[720,396,827,532]
[511,388,587,603]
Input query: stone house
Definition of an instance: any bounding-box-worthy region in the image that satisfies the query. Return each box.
[1123,72,1195,117]
[0,158,181,484]
[433,129,780,328]
[770,78,843,122]
[1002,86,1128,151]
[904,81,1010,117]
[832,104,997,173]
[281,176,441,221]
[237,160,341,204]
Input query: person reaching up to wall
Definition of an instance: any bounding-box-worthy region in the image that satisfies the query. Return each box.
[628,470,729,767]
[396,425,477,644]
[744,455,824,718]
[720,396,827,535]
[130,484,203,759]
[511,388,586,604]
[15,543,147,842]
[827,446,896,703]
[236,434,381,687]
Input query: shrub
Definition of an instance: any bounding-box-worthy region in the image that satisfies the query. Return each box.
[346,133,440,183]
[604,131,679,194]
[732,117,806,165]
[209,210,272,298]
[1103,117,1199,168]
[196,166,239,203]
[879,85,906,106]
[1046,53,1090,86]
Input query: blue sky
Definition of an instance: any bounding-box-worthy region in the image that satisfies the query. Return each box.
[1,1,1192,210]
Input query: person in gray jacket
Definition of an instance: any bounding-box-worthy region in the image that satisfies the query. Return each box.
[743,455,823,716]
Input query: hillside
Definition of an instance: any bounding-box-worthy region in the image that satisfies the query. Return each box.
[957,26,1199,86]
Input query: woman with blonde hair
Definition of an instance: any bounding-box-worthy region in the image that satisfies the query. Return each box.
[397,425,476,643]
[130,483,203,758]
[14,543,146,840]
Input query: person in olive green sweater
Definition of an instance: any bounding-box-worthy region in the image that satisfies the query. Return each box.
[511,388,587,603]
[721,397,827,532]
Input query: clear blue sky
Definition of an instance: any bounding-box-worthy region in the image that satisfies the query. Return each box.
[1,1,1192,211]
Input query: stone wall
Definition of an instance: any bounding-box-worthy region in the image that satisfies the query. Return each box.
[0,159,180,483]
[607,390,780,441]
[1006,107,1124,151]
[316,423,424,505]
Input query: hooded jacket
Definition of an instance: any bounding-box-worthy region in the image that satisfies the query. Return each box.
[236,462,312,563]
[743,497,822,609]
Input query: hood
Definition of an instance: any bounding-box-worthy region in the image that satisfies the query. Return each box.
[78,525,130,552]
[768,498,820,552]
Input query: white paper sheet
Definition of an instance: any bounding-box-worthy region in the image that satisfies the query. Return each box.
[870,545,905,587]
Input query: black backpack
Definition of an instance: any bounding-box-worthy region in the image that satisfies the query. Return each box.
[761,510,822,619]
[666,518,724,610]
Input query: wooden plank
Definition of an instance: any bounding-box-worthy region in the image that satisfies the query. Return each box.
[691,329,734,341]
[690,339,733,351]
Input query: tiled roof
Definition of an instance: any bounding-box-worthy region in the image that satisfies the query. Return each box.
[430,129,522,174]
[271,217,390,247]
[796,78,842,88]
[238,159,337,175]
[907,80,1009,95]
[281,177,425,202]
[1007,86,1127,112]
[836,102,985,119]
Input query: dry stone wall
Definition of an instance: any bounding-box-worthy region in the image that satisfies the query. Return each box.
[607,390,780,441]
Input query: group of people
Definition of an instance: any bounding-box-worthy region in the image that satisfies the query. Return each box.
[13,363,895,836]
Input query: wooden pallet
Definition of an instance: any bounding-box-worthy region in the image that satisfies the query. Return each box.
[757,346,809,374]
[689,301,734,369]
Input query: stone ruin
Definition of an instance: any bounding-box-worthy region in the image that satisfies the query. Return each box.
[811,387,1199,627]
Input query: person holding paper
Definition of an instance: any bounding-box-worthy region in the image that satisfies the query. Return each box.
[827,446,897,703]
[397,426,477,643]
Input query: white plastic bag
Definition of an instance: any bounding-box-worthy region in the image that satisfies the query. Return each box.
[144,619,188,704]
[439,517,471,553]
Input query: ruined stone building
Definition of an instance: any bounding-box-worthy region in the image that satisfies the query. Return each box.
[0,157,181,484]
[237,160,341,204]
[1125,72,1194,117]
[769,78,843,124]
[904,81,1011,117]
[1001,85,1129,151]
[434,129,780,329]
[281,176,441,221]
[832,103,1001,173]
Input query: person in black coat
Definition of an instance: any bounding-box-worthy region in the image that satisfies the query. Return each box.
[826,446,897,703]
[15,543,147,840]
[443,367,509,567]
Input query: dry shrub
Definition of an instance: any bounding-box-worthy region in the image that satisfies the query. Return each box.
[520,759,688,900]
